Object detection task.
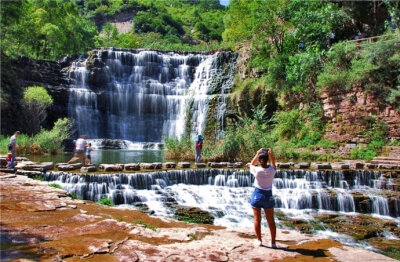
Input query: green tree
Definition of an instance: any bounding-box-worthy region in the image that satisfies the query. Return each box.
[23,86,54,135]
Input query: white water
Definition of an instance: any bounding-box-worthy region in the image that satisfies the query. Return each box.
[44,169,400,229]
[68,49,231,142]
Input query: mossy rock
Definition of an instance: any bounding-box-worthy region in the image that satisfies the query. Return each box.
[173,206,214,224]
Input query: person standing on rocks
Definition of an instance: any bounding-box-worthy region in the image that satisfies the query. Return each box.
[6,131,20,169]
[68,135,88,165]
[86,143,94,165]
[249,148,277,248]
[194,134,204,163]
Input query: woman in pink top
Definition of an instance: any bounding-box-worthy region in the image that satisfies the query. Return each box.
[249,148,277,248]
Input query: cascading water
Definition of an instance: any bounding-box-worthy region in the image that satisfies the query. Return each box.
[44,169,400,228]
[68,48,236,142]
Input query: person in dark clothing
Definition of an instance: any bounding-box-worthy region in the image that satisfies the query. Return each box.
[7,131,21,169]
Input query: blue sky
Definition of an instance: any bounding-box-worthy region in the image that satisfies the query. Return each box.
[220,0,229,6]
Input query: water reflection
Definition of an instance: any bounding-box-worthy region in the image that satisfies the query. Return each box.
[27,150,165,164]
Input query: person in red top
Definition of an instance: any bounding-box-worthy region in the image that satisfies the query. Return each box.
[249,148,277,248]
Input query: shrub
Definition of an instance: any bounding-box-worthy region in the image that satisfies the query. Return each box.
[49,183,62,189]
[97,197,114,206]
[23,86,53,135]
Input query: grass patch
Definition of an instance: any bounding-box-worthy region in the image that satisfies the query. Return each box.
[68,192,81,200]
[49,183,62,189]
[32,175,44,181]
[97,197,114,206]
[134,220,158,232]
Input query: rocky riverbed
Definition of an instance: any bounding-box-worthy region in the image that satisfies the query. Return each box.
[1,172,397,261]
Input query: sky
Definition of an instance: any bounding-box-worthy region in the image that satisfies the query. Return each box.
[220,0,229,6]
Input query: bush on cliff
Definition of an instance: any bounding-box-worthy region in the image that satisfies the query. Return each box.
[23,86,54,135]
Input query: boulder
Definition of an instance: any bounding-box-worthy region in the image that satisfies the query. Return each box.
[295,162,310,169]
[219,162,229,167]
[140,163,156,169]
[20,162,54,171]
[178,162,191,168]
[162,162,176,168]
[99,164,124,171]
[366,163,377,169]
[152,162,162,169]
[124,163,140,171]
[0,168,16,173]
[208,162,223,168]
[0,158,8,167]
[80,166,97,173]
[195,163,206,168]
[378,164,398,170]
[351,162,365,169]
[277,163,291,169]
[233,162,244,168]
[58,163,83,171]
[311,163,332,169]
[331,163,350,169]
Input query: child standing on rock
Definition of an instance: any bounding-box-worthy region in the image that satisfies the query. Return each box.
[86,143,94,165]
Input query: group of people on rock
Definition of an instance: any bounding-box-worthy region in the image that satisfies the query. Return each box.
[5,131,278,249]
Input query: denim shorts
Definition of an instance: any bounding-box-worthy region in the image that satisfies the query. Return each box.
[250,187,275,209]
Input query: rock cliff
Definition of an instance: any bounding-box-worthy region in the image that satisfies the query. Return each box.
[321,85,400,143]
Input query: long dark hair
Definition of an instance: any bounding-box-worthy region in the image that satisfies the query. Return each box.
[258,153,269,168]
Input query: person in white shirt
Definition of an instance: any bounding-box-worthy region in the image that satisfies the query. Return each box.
[249,148,277,248]
[68,135,88,165]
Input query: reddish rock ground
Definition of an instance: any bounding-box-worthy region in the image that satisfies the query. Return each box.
[0,173,396,261]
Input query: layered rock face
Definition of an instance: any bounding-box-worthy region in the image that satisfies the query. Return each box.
[11,56,72,128]
[321,86,400,143]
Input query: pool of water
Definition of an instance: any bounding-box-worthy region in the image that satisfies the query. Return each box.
[27,150,166,164]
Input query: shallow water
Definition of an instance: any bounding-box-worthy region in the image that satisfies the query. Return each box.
[26,149,166,164]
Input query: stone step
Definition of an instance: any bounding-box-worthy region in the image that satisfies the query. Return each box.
[370,159,400,165]
[373,157,400,161]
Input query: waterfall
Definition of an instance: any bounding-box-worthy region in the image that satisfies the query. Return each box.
[67,49,236,142]
[44,169,399,226]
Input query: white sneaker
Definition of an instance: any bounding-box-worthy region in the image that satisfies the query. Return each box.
[271,243,277,249]
[254,240,262,247]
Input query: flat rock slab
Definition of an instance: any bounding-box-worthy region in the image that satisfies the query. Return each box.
[178,162,191,168]
[208,162,224,168]
[16,170,43,176]
[331,163,350,169]
[58,163,83,171]
[124,163,140,171]
[311,163,332,169]
[162,162,176,168]
[277,163,292,169]
[295,162,310,169]
[99,164,124,171]
[80,166,97,172]
[195,163,207,168]
[0,174,396,261]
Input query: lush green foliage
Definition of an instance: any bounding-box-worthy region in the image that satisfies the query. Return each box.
[23,86,54,135]
[97,197,115,206]
[0,118,72,155]
[90,0,225,50]
[1,0,98,59]
[317,33,400,107]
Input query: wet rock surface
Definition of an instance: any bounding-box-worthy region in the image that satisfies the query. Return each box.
[1,172,397,261]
